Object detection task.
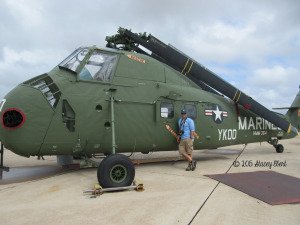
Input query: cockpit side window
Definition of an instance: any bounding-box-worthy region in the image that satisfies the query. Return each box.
[59,48,89,72]
[79,51,117,82]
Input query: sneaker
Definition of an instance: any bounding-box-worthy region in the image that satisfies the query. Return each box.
[191,160,197,171]
[186,162,192,171]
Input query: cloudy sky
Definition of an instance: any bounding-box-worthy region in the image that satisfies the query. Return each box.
[0,0,299,110]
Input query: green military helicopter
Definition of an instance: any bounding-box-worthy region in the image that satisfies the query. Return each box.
[0,28,299,188]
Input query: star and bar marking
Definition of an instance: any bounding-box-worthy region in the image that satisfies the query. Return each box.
[205,105,228,123]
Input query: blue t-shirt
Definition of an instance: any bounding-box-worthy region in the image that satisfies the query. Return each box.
[178,117,195,140]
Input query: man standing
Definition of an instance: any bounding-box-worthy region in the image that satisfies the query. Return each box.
[177,109,197,171]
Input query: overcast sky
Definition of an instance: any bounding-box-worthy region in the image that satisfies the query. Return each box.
[0,0,299,110]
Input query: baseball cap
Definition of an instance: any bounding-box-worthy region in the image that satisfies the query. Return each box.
[181,109,187,114]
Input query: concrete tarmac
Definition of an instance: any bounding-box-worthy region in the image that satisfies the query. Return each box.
[0,137,299,225]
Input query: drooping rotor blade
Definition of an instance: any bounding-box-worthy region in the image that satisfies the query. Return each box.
[116,28,298,134]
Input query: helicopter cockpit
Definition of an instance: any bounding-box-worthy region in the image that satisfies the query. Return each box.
[59,47,118,82]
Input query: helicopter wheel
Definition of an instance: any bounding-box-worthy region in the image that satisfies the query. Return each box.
[97,154,135,188]
[275,144,284,153]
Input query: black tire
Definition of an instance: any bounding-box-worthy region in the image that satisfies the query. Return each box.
[98,154,111,173]
[97,154,135,188]
[276,144,284,153]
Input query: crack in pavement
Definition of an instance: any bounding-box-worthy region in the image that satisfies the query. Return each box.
[187,144,248,225]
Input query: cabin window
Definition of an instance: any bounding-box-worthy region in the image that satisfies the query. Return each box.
[59,48,89,72]
[160,102,174,118]
[183,104,197,120]
[79,51,117,82]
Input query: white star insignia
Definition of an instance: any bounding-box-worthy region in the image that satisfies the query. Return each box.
[213,106,222,122]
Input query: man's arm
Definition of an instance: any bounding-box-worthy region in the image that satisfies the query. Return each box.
[190,131,195,139]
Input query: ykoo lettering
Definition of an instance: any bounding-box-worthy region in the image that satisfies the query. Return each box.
[218,129,237,141]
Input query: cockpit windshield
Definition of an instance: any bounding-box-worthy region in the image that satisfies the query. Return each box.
[79,51,118,82]
[58,48,118,83]
[59,47,89,72]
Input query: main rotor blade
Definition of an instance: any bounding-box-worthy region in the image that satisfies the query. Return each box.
[120,28,297,134]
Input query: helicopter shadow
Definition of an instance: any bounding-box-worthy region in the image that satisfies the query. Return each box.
[0,165,72,185]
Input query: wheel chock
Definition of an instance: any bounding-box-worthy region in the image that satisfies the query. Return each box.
[84,179,144,197]
[133,179,144,192]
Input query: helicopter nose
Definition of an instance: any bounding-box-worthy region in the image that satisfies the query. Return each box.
[0,83,55,157]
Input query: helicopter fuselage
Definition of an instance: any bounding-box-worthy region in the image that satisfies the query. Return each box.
[0,46,296,157]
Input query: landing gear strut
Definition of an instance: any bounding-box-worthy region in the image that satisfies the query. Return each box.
[96,95,136,188]
[268,138,284,153]
[0,143,9,172]
[0,143,4,168]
